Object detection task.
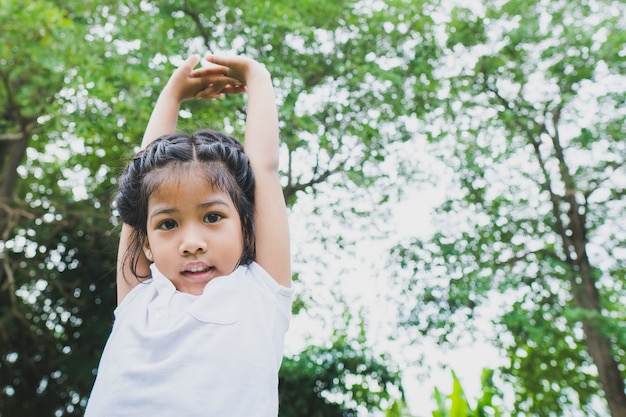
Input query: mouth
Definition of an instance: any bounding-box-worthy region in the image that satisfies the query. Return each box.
[182,262,214,276]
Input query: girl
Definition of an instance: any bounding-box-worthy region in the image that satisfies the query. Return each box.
[84,54,292,416]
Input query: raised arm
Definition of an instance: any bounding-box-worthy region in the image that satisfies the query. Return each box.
[141,55,242,147]
[204,55,291,288]
[116,55,243,303]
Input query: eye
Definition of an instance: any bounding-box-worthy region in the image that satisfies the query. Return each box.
[157,219,177,230]
[204,213,222,223]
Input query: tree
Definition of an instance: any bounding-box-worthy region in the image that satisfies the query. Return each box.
[279,311,404,417]
[1,1,127,414]
[392,0,626,415]
[1,0,442,415]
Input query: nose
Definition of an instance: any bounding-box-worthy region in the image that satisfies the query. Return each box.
[179,225,208,255]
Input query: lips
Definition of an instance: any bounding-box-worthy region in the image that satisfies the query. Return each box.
[183,262,212,274]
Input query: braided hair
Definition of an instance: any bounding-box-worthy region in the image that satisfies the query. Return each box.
[115,129,255,280]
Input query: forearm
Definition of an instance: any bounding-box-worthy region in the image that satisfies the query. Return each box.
[243,66,280,171]
[140,87,182,149]
[243,63,291,286]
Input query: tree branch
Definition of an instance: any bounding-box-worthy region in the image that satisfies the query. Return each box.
[181,1,214,49]
[283,166,340,200]
[0,132,24,142]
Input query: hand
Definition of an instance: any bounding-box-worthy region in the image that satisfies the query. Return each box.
[195,54,270,90]
[164,55,244,102]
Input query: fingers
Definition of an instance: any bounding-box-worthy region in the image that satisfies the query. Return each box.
[183,54,201,70]
[179,53,250,99]
[202,54,259,82]
[189,63,229,78]
[203,54,234,67]
[200,75,242,86]
[221,84,247,94]
[194,85,246,100]
[203,53,253,68]
[194,77,246,99]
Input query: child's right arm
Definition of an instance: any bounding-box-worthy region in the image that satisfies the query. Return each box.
[141,55,244,148]
[116,56,243,304]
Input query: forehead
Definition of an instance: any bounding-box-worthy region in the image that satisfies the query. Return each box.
[147,163,233,201]
[149,178,235,208]
[145,161,236,198]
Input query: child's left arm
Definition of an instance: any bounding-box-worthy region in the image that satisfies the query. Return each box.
[202,55,292,288]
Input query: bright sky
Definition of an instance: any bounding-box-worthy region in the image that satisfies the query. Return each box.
[288,218,506,416]
[284,150,508,415]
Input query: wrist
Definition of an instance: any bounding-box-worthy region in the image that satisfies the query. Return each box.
[161,84,186,104]
[244,63,272,88]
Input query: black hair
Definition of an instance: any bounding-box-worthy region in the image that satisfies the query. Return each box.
[115,129,255,280]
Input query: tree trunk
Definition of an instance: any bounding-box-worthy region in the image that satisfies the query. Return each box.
[548,108,626,417]
[0,131,29,309]
[568,207,626,417]
[0,132,28,201]
[581,313,626,417]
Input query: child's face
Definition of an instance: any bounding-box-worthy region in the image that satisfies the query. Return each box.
[142,177,244,295]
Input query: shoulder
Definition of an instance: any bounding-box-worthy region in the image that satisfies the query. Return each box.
[240,262,293,296]
[230,263,293,317]
[114,278,154,318]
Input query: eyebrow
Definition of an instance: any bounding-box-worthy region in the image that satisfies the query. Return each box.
[199,198,231,210]
[149,198,231,220]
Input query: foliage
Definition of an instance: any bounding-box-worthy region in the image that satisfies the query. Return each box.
[431,370,502,417]
[1,1,124,414]
[279,311,404,417]
[1,0,441,415]
[0,199,117,416]
[392,0,626,415]
[4,0,624,415]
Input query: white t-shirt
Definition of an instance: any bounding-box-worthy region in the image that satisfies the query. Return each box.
[85,262,293,417]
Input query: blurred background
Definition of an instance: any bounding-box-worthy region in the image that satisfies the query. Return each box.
[0,0,624,416]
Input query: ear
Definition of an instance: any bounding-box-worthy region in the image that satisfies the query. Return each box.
[143,239,154,262]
